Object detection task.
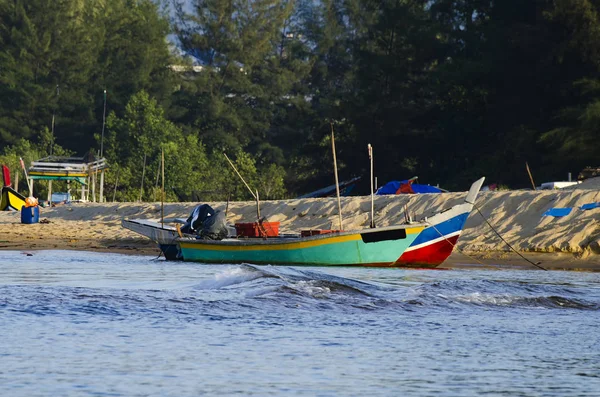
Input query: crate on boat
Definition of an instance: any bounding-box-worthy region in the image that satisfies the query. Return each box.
[235,222,280,238]
[300,229,342,237]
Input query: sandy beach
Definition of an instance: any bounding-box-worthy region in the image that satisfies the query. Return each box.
[1,180,599,270]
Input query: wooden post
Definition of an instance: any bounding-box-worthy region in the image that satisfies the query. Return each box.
[91,170,96,202]
[526,162,536,190]
[256,189,261,221]
[19,157,32,196]
[368,144,374,228]
[99,169,104,203]
[161,149,165,228]
[225,190,231,217]
[155,156,161,201]
[47,180,53,204]
[14,171,18,192]
[139,153,146,202]
[82,178,87,201]
[331,124,343,230]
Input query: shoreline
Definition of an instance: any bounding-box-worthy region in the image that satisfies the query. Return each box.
[1,225,598,271]
[2,245,599,271]
[1,188,600,271]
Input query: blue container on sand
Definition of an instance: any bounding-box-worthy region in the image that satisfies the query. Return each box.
[21,206,40,224]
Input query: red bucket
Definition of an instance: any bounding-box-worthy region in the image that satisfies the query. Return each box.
[235,222,280,238]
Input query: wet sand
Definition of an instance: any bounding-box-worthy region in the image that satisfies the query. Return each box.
[1,187,599,271]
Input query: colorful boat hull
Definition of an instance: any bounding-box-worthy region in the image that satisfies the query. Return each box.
[121,219,181,260]
[1,186,26,211]
[124,177,485,268]
[179,226,425,266]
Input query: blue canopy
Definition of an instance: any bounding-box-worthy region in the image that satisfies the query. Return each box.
[376,180,443,195]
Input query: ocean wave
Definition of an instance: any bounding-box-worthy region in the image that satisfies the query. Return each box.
[409,278,599,310]
[443,292,597,309]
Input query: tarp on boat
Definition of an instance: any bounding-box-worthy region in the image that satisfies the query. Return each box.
[376,178,444,195]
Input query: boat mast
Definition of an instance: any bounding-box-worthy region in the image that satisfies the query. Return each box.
[161,149,165,229]
[223,152,260,222]
[331,123,343,230]
[368,143,374,228]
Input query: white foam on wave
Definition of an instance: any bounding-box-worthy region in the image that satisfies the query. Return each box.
[448,292,531,306]
[193,266,265,290]
[244,286,280,298]
[292,280,331,298]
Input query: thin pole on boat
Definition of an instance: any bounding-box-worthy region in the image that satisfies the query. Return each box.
[256,189,261,220]
[223,152,262,223]
[225,190,231,217]
[223,153,257,200]
[161,149,165,229]
[368,143,375,228]
[331,123,343,230]
[139,153,146,202]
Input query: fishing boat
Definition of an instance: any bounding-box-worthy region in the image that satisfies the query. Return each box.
[123,177,484,268]
[122,218,183,260]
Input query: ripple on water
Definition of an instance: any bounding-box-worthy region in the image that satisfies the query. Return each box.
[0,250,599,396]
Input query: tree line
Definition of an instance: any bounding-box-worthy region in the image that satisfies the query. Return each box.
[1,0,599,201]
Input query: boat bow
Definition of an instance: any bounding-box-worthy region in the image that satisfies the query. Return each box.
[396,177,485,266]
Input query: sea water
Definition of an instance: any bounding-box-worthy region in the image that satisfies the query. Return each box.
[0,250,599,396]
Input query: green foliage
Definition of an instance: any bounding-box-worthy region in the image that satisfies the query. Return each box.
[4,0,600,200]
[0,129,72,196]
[0,0,174,154]
[172,0,312,153]
[102,91,286,202]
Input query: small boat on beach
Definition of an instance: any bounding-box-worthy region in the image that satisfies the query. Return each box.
[122,177,484,268]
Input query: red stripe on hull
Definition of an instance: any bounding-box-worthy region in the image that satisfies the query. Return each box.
[395,235,459,267]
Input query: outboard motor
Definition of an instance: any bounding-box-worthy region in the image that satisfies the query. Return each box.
[181,204,214,234]
[181,204,228,240]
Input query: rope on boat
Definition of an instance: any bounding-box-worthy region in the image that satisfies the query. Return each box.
[473,205,547,271]
[429,204,546,271]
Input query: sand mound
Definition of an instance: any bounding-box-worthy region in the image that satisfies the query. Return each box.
[1,187,599,258]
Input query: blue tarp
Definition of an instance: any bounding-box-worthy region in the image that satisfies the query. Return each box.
[375,180,443,195]
[580,202,600,211]
[542,208,572,217]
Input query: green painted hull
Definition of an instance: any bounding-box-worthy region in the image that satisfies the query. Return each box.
[179,227,423,266]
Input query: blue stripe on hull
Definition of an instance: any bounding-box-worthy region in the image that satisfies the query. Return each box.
[409,213,468,247]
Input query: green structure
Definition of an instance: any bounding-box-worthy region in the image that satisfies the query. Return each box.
[28,155,108,202]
